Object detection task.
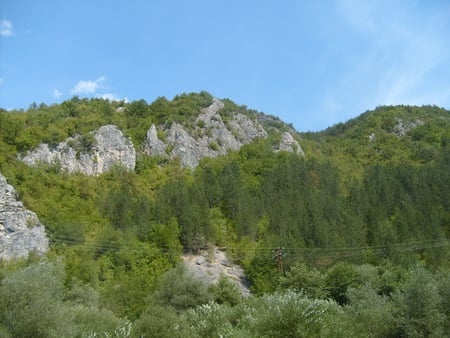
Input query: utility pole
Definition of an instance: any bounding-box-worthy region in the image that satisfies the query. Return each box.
[273,247,286,274]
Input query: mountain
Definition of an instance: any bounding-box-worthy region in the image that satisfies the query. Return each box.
[8,94,303,173]
[0,93,448,330]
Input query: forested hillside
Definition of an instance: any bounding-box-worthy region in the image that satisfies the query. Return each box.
[0,93,449,337]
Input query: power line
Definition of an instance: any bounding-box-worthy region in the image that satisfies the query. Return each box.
[48,235,449,256]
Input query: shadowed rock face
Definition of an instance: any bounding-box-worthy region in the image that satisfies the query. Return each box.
[20,125,136,175]
[0,173,48,260]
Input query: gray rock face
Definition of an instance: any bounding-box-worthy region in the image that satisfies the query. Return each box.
[20,125,136,175]
[143,124,166,156]
[182,247,250,297]
[0,173,49,260]
[275,132,304,156]
[394,118,424,137]
[143,98,270,168]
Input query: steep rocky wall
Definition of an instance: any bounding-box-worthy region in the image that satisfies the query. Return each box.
[20,125,136,175]
[0,173,49,260]
[20,100,304,171]
[143,98,298,168]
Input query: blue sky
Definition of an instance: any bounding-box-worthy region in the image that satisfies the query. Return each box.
[1,0,449,131]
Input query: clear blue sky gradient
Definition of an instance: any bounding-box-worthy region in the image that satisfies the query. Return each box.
[1,0,449,131]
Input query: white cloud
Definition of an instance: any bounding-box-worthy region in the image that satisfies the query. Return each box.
[98,93,118,101]
[0,20,14,37]
[98,93,128,102]
[53,89,62,98]
[70,76,106,95]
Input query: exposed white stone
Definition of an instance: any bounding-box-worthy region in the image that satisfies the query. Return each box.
[20,125,136,175]
[143,98,279,168]
[275,132,304,156]
[143,124,166,156]
[0,173,49,260]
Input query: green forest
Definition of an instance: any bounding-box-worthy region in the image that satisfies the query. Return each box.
[0,93,449,337]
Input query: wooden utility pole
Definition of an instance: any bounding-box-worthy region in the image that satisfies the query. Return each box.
[273,247,286,274]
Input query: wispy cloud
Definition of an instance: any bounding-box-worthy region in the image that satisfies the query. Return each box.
[0,78,4,85]
[98,93,128,102]
[0,19,14,37]
[335,0,378,32]
[332,0,450,110]
[52,89,62,98]
[70,76,106,95]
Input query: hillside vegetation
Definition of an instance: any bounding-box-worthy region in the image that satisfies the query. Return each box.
[0,93,449,337]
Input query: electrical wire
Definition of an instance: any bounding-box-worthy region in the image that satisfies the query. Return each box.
[48,234,449,257]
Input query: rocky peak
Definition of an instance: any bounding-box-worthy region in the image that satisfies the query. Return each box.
[0,172,49,260]
[20,125,136,175]
[143,98,272,168]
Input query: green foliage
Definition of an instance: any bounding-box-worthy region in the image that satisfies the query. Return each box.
[279,262,326,298]
[325,262,359,305]
[0,260,67,337]
[184,290,346,338]
[344,284,395,337]
[0,95,449,335]
[149,218,183,264]
[208,275,242,306]
[132,304,185,338]
[149,264,213,311]
[0,260,129,337]
[392,265,446,337]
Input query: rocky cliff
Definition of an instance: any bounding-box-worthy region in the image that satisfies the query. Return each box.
[0,173,49,260]
[19,99,303,172]
[20,125,136,175]
[143,98,302,167]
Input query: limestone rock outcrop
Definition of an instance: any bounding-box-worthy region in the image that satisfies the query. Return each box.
[182,247,250,297]
[20,125,136,175]
[143,98,269,167]
[275,131,305,156]
[0,173,49,260]
[20,100,304,170]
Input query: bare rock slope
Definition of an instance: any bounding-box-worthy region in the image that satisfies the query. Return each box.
[20,125,136,175]
[144,98,303,167]
[182,247,250,297]
[0,173,49,260]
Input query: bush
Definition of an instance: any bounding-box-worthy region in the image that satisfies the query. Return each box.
[208,275,242,306]
[0,260,67,337]
[392,265,445,337]
[278,262,326,298]
[344,284,395,337]
[132,304,185,338]
[149,264,213,311]
[325,262,359,305]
